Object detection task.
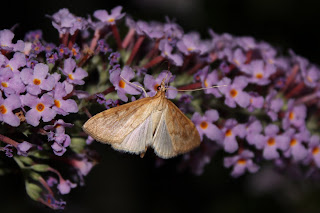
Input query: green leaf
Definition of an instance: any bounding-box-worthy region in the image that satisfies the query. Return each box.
[307,115,319,134]
[173,72,194,87]
[120,49,130,64]
[48,63,55,72]
[28,171,41,181]
[70,137,86,153]
[17,156,34,165]
[138,57,150,67]
[30,164,50,172]
[22,129,32,137]
[91,55,101,65]
[25,182,42,201]
[13,157,25,168]
[98,66,108,86]
[28,150,50,159]
[192,98,202,114]
[0,168,11,176]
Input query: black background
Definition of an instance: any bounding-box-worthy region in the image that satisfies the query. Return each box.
[1,0,320,212]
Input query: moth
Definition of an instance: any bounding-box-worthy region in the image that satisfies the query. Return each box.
[83,77,201,159]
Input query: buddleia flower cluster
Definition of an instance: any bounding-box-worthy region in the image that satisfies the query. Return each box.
[1,5,320,209]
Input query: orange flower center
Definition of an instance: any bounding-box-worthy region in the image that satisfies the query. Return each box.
[237,159,246,165]
[225,129,232,137]
[68,74,74,80]
[36,103,45,112]
[33,78,41,85]
[307,76,313,83]
[59,48,64,53]
[47,197,52,205]
[312,147,320,155]
[5,64,13,71]
[289,111,295,120]
[0,105,7,114]
[119,80,126,88]
[154,83,160,91]
[204,79,209,88]
[267,138,276,146]
[233,59,240,65]
[200,121,208,129]
[54,100,61,108]
[187,47,194,51]
[229,89,238,98]
[108,18,115,23]
[255,73,263,79]
[72,48,77,56]
[268,59,274,64]
[290,139,297,146]
[1,82,8,87]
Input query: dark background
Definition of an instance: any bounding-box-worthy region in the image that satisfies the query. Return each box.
[1,0,320,212]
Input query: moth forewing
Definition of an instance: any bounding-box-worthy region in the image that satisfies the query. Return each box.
[112,115,153,153]
[82,97,155,144]
[165,100,201,153]
[152,108,177,158]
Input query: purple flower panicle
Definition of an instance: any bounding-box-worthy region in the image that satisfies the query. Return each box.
[2,5,320,211]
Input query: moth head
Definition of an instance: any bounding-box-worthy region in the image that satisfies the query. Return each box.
[156,80,166,92]
[159,71,172,92]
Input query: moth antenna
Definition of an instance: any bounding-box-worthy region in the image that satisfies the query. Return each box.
[161,71,173,88]
[166,71,171,88]
[167,84,228,92]
[161,72,168,87]
[120,75,148,97]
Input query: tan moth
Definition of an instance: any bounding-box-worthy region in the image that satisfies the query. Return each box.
[82,76,201,159]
